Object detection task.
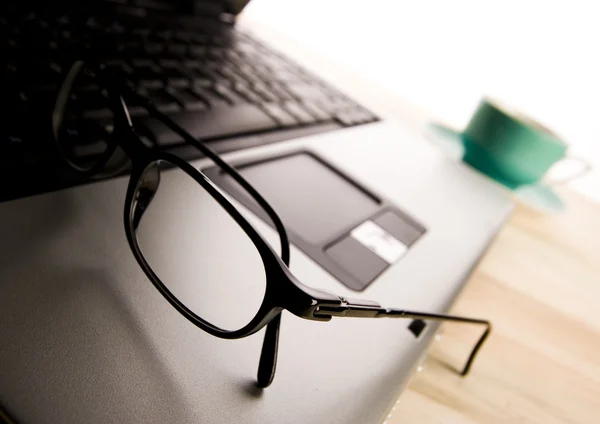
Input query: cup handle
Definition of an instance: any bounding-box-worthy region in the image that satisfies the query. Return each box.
[546,156,593,186]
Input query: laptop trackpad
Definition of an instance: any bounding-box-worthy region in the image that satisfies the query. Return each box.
[204,152,425,291]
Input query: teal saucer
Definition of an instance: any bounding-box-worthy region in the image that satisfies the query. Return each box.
[424,122,566,213]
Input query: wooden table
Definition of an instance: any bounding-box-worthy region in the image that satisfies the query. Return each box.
[392,189,600,424]
[242,19,600,423]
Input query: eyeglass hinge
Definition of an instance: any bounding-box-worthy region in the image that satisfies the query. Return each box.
[312,297,384,319]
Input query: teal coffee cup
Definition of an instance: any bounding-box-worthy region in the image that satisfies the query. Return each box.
[461,99,591,189]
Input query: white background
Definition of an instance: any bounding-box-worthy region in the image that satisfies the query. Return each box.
[244,0,600,202]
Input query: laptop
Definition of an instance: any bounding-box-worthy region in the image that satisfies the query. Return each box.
[0,1,514,423]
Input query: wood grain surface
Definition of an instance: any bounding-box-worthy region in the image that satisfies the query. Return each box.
[390,189,600,424]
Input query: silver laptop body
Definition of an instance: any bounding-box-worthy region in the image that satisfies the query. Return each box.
[0,1,513,423]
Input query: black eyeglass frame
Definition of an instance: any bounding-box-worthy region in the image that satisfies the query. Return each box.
[54,61,492,389]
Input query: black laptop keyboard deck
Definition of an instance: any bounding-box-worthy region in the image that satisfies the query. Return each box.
[0,2,379,202]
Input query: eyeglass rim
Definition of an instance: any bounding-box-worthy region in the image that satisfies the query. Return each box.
[122,153,317,338]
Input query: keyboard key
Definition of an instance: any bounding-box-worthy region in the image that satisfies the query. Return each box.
[208,34,231,47]
[150,30,172,42]
[192,77,212,87]
[59,119,108,156]
[166,87,207,111]
[73,140,110,158]
[212,84,246,104]
[219,65,246,85]
[139,105,278,146]
[191,86,229,108]
[2,62,19,83]
[284,82,326,99]
[233,40,257,56]
[207,47,226,59]
[260,103,298,127]
[163,68,190,87]
[250,64,272,79]
[139,79,164,89]
[167,44,187,56]
[132,59,154,68]
[190,33,209,45]
[105,58,131,72]
[183,59,202,69]
[232,83,264,104]
[268,83,294,101]
[132,28,150,37]
[83,108,114,120]
[300,100,332,122]
[118,40,144,57]
[157,59,191,86]
[235,64,263,85]
[317,96,356,111]
[131,62,164,88]
[270,70,301,82]
[333,110,355,126]
[137,88,180,113]
[252,83,279,102]
[189,46,207,58]
[334,108,377,126]
[282,101,316,125]
[199,64,228,85]
[173,31,193,43]
[126,105,149,117]
[144,42,164,55]
[158,59,180,68]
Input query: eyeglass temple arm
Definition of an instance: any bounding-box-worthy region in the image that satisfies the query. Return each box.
[312,297,491,376]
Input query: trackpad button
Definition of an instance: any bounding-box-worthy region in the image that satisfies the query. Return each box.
[326,235,389,291]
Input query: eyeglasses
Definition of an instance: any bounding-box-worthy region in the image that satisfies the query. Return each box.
[53,61,492,388]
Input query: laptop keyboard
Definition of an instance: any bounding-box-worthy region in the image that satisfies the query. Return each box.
[0,4,378,201]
